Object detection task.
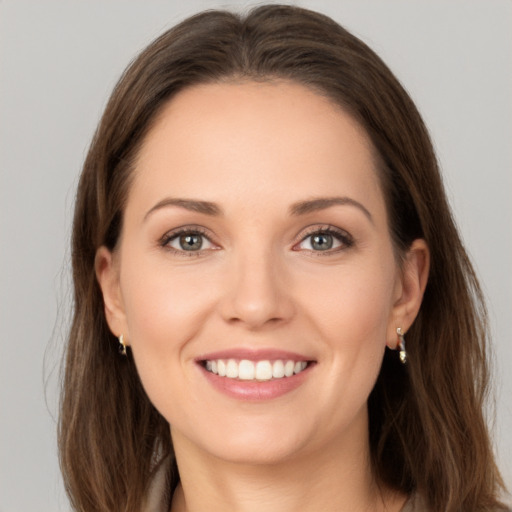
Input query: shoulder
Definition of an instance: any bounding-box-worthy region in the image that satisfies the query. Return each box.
[400,493,428,512]
[142,459,172,512]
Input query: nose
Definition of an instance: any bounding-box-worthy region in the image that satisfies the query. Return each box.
[218,246,295,330]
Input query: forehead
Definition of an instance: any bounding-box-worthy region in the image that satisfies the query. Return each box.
[129,80,386,223]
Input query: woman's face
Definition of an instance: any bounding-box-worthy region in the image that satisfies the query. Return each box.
[98,81,424,465]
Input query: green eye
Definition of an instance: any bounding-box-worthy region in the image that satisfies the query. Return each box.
[178,233,203,251]
[296,227,353,253]
[310,233,334,251]
[164,230,215,253]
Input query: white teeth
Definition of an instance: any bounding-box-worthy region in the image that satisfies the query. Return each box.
[255,361,273,381]
[226,359,238,378]
[239,360,255,380]
[294,361,307,374]
[284,360,295,377]
[204,358,309,381]
[272,360,285,378]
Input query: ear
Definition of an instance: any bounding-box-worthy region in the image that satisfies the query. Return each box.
[95,246,129,344]
[386,239,430,349]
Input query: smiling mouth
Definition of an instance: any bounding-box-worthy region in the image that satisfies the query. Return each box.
[201,359,313,382]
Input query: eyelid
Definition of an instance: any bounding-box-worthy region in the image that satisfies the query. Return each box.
[159,225,219,255]
[292,224,354,253]
[157,223,353,256]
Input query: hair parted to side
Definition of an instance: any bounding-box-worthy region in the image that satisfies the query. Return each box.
[59,5,507,512]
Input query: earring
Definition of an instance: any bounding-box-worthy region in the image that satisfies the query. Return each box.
[118,334,127,356]
[397,327,407,364]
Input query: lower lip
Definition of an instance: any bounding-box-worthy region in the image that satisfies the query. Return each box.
[199,364,314,401]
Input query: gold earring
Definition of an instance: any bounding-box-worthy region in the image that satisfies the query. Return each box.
[397,327,407,364]
[118,334,127,356]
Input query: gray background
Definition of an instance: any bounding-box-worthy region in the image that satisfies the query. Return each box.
[1,1,510,510]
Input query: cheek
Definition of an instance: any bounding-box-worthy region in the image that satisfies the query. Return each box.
[118,252,217,389]
[298,258,396,346]
[298,257,397,400]
[120,249,217,344]
[118,258,219,422]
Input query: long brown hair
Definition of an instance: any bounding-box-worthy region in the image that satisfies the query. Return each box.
[59,5,507,511]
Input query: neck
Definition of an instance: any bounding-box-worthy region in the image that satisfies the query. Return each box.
[169,418,406,512]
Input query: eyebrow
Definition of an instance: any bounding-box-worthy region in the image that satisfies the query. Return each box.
[144,198,222,221]
[289,197,373,223]
[143,195,373,223]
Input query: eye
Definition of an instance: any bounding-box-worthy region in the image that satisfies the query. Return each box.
[162,229,216,253]
[295,227,353,253]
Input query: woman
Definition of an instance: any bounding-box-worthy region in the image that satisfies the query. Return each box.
[59,5,509,511]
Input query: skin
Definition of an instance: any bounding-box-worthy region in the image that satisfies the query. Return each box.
[96,81,429,512]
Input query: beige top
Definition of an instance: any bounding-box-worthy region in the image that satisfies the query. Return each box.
[143,462,170,512]
[400,493,428,512]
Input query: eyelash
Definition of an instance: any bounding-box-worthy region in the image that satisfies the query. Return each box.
[159,224,354,257]
[293,225,354,255]
[159,226,215,257]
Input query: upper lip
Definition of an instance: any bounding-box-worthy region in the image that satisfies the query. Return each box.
[195,348,315,362]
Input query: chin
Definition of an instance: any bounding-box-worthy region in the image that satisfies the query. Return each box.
[173,417,313,467]
[208,436,306,466]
